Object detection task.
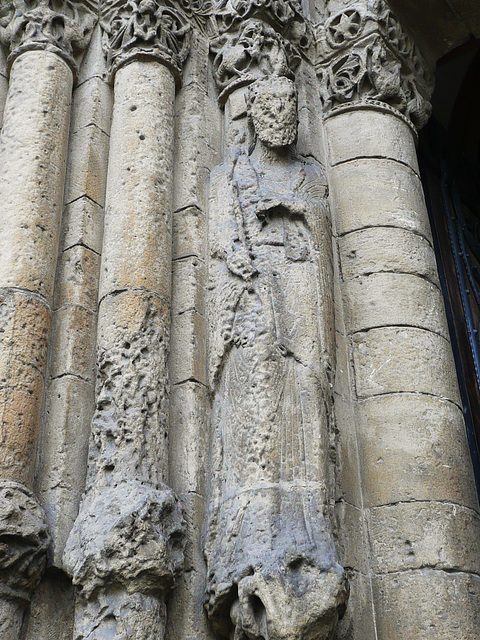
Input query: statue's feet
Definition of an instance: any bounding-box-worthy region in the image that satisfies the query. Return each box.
[228,558,348,640]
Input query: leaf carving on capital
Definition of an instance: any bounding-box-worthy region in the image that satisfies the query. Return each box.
[101,0,191,79]
[211,19,300,103]
[0,0,97,73]
[316,0,434,128]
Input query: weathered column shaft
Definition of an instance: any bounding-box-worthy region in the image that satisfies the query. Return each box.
[64,2,190,635]
[326,102,480,638]
[0,51,72,485]
[97,59,175,485]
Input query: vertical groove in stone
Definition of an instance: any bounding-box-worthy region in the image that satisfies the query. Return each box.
[325,104,480,639]
[35,44,112,567]
[64,59,185,640]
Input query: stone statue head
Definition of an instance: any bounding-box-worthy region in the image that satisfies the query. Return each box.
[247,75,298,150]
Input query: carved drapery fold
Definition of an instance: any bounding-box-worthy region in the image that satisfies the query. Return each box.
[316,0,434,129]
[204,74,348,640]
[0,0,97,75]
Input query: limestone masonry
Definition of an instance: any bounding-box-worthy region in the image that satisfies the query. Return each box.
[0,1,479,639]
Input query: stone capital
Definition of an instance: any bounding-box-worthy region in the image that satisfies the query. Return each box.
[0,0,97,76]
[101,0,191,82]
[210,18,301,104]
[316,0,434,129]
[0,481,50,603]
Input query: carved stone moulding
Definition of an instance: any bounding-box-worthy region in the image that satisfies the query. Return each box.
[0,0,98,76]
[0,481,50,602]
[101,0,191,82]
[316,0,434,128]
[211,19,301,104]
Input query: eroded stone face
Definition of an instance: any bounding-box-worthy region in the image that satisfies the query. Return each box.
[248,76,298,148]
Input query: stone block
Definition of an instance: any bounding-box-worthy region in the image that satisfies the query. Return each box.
[335,502,368,573]
[0,290,51,376]
[373,569,480,640]
[37,376,94,564]
[77,23,108,85]
[335,571,376,640]
[338,227,439,285]
[0,74,7,129]
[64,124,109,207]
[172,206,205,261]
[182,30,209,90]
[368,501,480,574]
[343,273,448,338]
[356,394,479,509]
[325,107,419,171]
[25,573,74,640]
[334,394,363,508]
[170,310,206,386]
[169,381,209,496]
[48,306,96,383]
[329,159,432,240]
[61,196,104,255]
[97,290,170,355]
[172,257,206,317]
[71,76,112,135]
[54,245,100,312]
[174,82,220,212]
[352,327,461,404]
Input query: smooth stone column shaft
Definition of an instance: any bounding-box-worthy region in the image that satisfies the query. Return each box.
[0,50,72,487]
[326,104,480,639]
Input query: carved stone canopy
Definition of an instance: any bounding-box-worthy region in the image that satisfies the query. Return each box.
[316,0,434,129]
[0,0,97,75]
[101,0,191,81]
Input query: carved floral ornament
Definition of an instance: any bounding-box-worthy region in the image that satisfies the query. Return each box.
[0,0,97,74]
[316,0,434,129]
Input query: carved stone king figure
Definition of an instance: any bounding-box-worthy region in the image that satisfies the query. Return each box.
[205,75,348,640]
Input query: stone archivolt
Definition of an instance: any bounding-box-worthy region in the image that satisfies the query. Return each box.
[0,0,97,74]
[316,0,434,128]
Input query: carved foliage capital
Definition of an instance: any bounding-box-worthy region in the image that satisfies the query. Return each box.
[0,0,97,74]
[316,0,434,128]
[101,0,191,80]
[211,19,300,104]
[0,482,50,601]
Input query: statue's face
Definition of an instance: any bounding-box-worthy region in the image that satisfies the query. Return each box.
[250,77,298,149]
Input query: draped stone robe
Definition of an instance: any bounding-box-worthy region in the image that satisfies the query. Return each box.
[205,148,346,638]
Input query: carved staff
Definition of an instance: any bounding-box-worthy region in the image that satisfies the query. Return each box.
[64,2,190,638]
[0,1,96,637]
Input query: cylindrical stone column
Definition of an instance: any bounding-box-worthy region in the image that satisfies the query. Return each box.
[318,3,480,636]
[0,49,71,636]
[0,1,96,632]
[326,101,480,639]
[64,3,190,638]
